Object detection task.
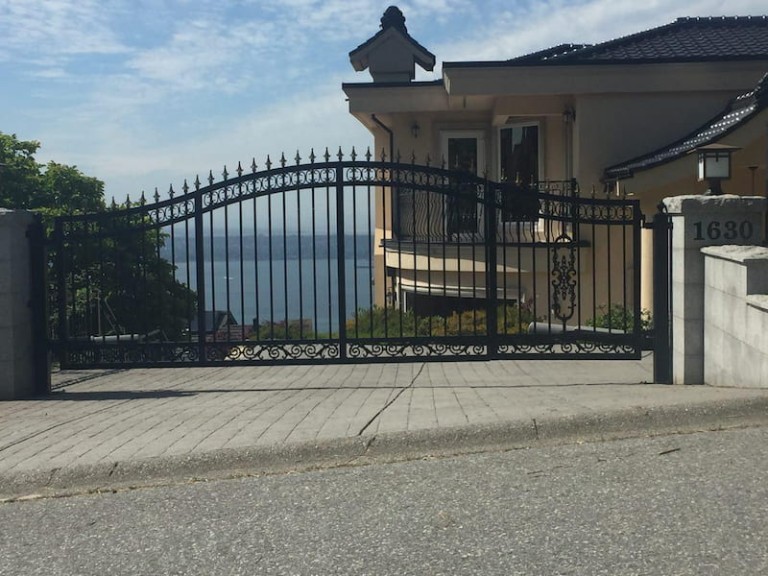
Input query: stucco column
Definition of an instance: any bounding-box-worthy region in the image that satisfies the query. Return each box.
[0,210,46,399]
[663,195,767,385]
[640,227,654,312]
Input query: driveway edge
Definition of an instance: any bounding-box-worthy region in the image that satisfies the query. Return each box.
[2,396,767,501]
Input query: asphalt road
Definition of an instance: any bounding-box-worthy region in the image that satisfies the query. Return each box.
[2,427,767,576]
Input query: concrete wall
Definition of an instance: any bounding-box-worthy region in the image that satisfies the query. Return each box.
[0,210,40,399]
[703,246,768,388]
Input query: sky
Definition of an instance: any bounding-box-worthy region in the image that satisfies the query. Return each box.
[1,0,767,203]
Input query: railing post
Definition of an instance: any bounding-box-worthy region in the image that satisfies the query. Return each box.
[194,184,207,364]
[485,180,498,358]
[336,166,347,360]
[652,206,672,384]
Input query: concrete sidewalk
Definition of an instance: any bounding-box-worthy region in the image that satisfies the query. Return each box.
[2,355,768,500]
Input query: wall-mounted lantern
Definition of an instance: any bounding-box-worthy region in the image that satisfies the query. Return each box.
[410,121,420,139]
[694,143,740,195]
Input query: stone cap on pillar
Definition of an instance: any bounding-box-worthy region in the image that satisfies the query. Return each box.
[663,194,767,214]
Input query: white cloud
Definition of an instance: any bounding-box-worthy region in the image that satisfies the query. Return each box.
[126,19,274,91]
[6,0,768,202]
[0,0,128,61]
[36,77,371,200]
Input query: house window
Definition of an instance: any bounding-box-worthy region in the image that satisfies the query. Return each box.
[441,131,485,236]
[499,123,540,222]
[499,123,539,184]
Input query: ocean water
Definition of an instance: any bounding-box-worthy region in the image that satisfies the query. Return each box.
[173,257,374,334]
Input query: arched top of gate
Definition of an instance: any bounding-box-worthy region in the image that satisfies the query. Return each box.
[53,148,495,230]
[51,147,636,233]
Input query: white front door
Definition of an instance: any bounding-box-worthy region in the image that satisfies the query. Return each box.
[441,131,486,237]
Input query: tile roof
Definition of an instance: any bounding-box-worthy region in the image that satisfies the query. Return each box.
[444,16,768,68]
[507,44,591,63]
[604,72,768,178]
[349,7,435,70]
[189,310,238,334]
[551,16,768,63]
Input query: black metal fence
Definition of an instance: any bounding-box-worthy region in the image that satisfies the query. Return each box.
[48,150,643,368]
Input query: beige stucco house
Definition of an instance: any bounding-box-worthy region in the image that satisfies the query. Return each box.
[344,8,768,319]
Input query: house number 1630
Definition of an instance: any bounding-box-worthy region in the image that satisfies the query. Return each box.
[693,220,754,241]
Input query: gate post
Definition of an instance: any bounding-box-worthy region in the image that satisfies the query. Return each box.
[484,180,498,358]
[663,195,766,384]
[651,206,672,384]
[194,181,207,364]
[336,166,347,360]
[54,218,68,368]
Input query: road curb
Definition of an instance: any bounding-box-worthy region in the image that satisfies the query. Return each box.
[2,396,768,501]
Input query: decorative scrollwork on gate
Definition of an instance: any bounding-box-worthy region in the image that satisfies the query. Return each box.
[551,234,578,323]
[347,341,486,359]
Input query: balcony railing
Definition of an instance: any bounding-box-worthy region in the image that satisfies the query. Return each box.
[393,179,578,244]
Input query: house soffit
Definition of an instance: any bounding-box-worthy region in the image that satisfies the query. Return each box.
[442,60,768,97]
[343,82,449,114]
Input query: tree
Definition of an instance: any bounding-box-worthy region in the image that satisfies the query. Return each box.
[1,130,195,344]
[40,161,106,216]
[0,132,43,209]
[0,132,105,216]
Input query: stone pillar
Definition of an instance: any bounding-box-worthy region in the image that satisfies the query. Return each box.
[663,195,767,385]
[0,210,44,399]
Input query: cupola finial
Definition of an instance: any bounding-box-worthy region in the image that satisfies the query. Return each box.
[380,6,407,33]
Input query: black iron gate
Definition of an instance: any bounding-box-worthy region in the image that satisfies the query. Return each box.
[48,151,645,368]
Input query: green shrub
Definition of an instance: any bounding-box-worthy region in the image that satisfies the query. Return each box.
[347,304,536,337]
[587,304,652,332]
[252,319,315,340]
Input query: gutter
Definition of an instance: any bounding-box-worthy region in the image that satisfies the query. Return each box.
[371,114,394,162]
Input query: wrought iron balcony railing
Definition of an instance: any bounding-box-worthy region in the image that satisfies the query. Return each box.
[393,179,578,244]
